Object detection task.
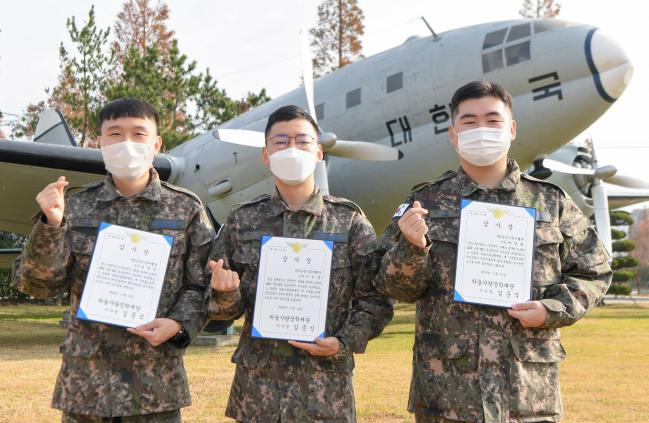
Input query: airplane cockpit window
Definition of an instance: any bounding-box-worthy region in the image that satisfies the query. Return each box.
[316,103,325,120]
[505,41,531,66]
[387,72,403,93]
[482,50,505,73]
[346,88,361,109]
[507,23,531,42]
[482,23,532,73]
[482,28,508,49]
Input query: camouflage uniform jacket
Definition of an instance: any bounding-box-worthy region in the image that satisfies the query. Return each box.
[208,186,394,423]
[12,169,215,417]
[373,160,612,423]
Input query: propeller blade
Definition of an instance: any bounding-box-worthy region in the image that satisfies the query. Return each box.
[592,179,613,257]
[604,173,649,189]
[543,159,596,175]
[213,128,265,148]
[299,28,317,121]
[327,140,402,161]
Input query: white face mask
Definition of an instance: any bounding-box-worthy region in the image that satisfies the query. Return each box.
[456,126,511,166]
[268,147,318,185]
[101,140,154,181]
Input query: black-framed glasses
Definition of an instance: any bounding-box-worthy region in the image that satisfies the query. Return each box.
[268,134,317,150]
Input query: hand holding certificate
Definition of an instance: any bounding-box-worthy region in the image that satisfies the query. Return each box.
[454,199,536,308]
[252,236,333,342]
[77,223,173,327]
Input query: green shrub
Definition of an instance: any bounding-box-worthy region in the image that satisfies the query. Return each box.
[607,283,632,296]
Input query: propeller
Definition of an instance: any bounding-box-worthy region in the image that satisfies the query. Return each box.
[213,128,265,148]
[324,136,403,161]
[528,139,647,257]
[605,173,649,189]
[535,154,649,190]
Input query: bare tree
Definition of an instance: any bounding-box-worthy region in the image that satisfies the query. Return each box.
[519,0,561,18]
[310,0,364,78]
[113,0,174,63]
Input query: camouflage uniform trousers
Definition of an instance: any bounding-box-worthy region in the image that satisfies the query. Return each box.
[415,415,553,423]
[227,360,355,422]
[62,410,180,422]
[416,415,470,423]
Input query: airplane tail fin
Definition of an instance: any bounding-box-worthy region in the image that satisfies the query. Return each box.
[33,109,77,146]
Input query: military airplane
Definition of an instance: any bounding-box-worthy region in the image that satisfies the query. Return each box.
[1,18,648,269]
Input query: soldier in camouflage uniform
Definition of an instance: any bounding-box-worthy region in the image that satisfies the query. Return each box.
[12,98,215,422]
[207,105,393,422]
[373,81,612,423]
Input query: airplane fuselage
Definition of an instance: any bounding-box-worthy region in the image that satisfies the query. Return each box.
[168,19,634,230]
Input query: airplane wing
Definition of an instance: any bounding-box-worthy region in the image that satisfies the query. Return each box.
[0,140,173,235]
[0,249,20,268]
[606,184,649,209]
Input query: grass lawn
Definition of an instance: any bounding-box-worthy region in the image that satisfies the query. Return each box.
[1,303,648,423]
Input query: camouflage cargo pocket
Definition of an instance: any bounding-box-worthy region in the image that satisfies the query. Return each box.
[532,224,563,290]
[155,229,188,314]
[59,330,101,358]
[231,336,272,368]
[306,369,355,421]
[508,336,565,419]
[410,335,479,414]
[326,244,353,315]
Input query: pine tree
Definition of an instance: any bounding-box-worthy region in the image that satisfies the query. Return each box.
[630,209,649,294]
[608,210,637,296]
[48,6,114,147]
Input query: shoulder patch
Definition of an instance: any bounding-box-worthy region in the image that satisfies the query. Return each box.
[393,203,411,218]
[231,193,271,212]
[410,170,457,194]
[160,181,203,204]
[323,195,364,215]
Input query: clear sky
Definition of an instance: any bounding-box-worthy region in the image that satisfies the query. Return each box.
[1,0,647,207]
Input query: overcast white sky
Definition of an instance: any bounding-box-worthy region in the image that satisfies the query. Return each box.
[0,0,647,207]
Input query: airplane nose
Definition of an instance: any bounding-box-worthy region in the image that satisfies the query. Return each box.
[585,28,634,102]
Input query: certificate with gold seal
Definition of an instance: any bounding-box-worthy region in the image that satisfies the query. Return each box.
[77,222,173,327]
[252,236,333,342]
[454,200,536,308]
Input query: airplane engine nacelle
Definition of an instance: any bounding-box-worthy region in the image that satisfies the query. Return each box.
[536,144,596,218]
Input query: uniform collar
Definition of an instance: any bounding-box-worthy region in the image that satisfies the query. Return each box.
[458,158,521,196]
[270,185,324,217]
[97,168,162,202]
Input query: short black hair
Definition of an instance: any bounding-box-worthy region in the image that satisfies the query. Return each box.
[264,105,320,140]
[450,80,513,120]
[98,98,160,134]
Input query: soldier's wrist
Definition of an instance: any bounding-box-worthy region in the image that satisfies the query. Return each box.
[39,213,65,228]
[167,325,190,349]
[330,338,348,359]
[213,286,241,301]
